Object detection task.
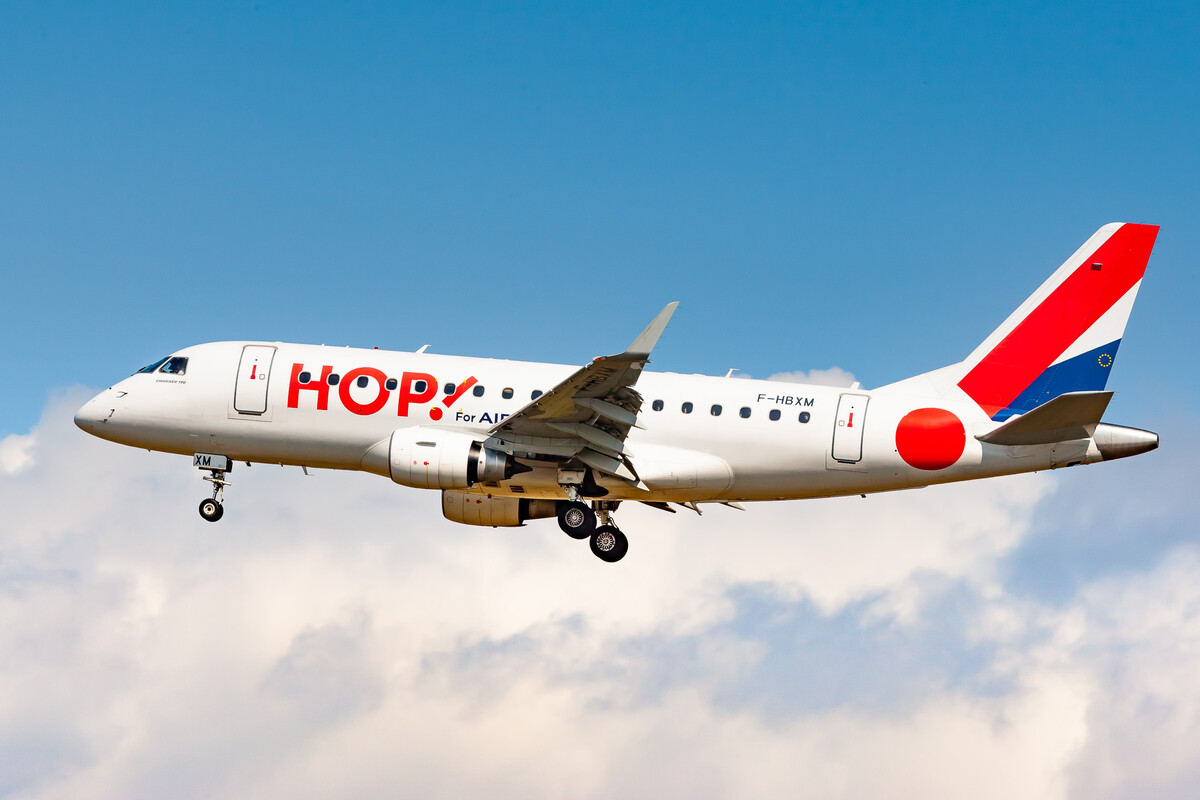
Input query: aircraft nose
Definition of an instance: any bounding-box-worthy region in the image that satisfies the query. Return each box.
[74,393,108,432]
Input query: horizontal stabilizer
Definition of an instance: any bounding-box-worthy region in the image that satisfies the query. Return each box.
[976,391,1112,446]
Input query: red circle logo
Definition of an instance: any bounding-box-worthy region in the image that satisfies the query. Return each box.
[895,408,965,470]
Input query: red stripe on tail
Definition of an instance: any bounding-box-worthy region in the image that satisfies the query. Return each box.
[958,223,1158,418]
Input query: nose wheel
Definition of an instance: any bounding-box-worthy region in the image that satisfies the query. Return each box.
[198,496,224,522]
[197,461,231,523]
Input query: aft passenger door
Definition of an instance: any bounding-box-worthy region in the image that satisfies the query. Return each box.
[831,393,869,463]
[234,345,276,416]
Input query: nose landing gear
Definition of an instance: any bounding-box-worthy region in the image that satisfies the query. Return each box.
[198,468,229,522]
[193,453,232,522]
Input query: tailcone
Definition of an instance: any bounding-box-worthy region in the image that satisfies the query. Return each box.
[1093,423,1159,461]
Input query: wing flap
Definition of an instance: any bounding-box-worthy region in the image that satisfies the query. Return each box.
[574,397,642,428]
[575,448,638,484]
[488,303,678,479]
[547,422,632,457]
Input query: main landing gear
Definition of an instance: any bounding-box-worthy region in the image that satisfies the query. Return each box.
[557,498,628,563]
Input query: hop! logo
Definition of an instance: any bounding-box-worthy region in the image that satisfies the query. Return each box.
[286,363,478,419]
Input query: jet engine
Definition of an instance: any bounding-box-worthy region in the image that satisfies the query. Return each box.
[442,491,557,527]
[387,427,528,489]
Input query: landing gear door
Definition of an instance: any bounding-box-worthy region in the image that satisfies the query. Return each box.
[233,345,276,416]
[831,393,869,464]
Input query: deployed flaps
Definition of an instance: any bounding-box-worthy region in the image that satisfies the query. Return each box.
[486,302,679,485]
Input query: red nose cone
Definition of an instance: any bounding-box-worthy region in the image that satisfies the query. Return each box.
[896,408,966,470]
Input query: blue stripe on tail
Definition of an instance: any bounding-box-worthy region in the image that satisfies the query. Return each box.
[992,340,1121,421]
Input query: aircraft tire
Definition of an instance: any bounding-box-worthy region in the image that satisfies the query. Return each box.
[557,501,595,539]
[590,525,628,562]
[199,498,224,522]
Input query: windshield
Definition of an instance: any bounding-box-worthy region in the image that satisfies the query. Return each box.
[137,357,170,374]
[159,357,188,375]
[136,355,188,376]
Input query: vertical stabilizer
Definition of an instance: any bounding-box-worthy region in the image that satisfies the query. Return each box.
[949,223,1158,420]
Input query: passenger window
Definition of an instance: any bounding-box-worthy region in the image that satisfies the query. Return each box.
[444,382,456,395]
[739,407,751,418]
[299,371,312,384]
[473,385,485,397]
[414,380,427,393]
[137,356,170,374]
[502,387,514,399]
[357,376,370,388]
[531,390,543,400]
[682,402,693,414]
[711,404,722,416]
[769,409,781,421]
[652,400,664,411]
[799,411,811,423]
[159,357,188,375]
[386,378,398,390]
[328,373,340,386]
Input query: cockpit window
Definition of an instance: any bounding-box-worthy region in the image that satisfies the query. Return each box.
[137,357,170,374]
[159,357,188,376]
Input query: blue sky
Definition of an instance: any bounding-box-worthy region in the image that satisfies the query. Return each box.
[3,2,1197,435]
[2,4,1199,798]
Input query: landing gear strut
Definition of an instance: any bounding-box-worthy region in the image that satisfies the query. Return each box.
[198,465,230,522]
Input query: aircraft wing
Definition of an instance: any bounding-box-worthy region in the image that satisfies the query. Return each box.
[484,302,678,483]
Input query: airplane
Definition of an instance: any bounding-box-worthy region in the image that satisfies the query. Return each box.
[75,223,1161,562]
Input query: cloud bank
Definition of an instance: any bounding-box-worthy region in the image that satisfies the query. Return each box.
[767,367,858,387]
[1,391,1196,799]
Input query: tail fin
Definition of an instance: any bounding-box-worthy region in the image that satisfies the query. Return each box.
[879,223,1163,418]
[953,223,1158,420]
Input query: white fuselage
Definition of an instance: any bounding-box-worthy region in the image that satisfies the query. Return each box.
[74,340,1107,504]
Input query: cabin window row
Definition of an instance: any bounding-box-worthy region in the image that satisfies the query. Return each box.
[289,374,809,423]
[294,372,543,401]
[650,398,810,423]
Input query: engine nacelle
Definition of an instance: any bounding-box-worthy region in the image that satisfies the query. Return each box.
[388,427,516,489]
[442,491,558,527]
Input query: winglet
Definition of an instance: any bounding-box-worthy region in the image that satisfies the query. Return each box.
[624,302,679,358]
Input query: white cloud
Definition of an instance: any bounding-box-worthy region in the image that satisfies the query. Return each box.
[1,391,1197,799]
[0,432,35,475]
[1061,546,1200,800]
[767,367,858,387]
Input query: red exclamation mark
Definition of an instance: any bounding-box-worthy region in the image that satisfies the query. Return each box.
[250,364,257,380]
